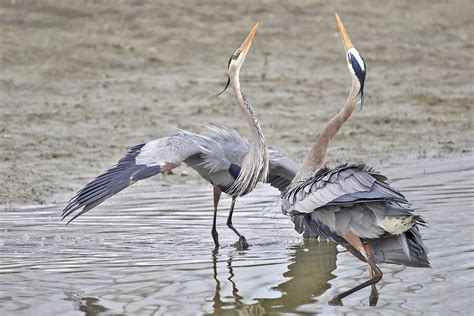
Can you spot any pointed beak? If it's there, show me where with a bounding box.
[335,13,353,53]
[210,23,259,100]
[239,22,259,55]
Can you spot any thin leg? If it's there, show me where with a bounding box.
[212,185,222,250]
[364,243,379,306]
[329,232,383,306]
[226,198,239,236]
[226,197,249,249]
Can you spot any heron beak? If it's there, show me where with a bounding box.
[335,13,353,53]
[209,23,259,100]
[239,22,259,55]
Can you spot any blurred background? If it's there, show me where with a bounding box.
[0,0,472,204]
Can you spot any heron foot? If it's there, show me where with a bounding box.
[369,290,378,306]
[161,161,177,174]
[328,296,343,306]
[212,231,219,250]
[234,236,249,250]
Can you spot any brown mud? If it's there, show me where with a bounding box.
[0,0,472,204]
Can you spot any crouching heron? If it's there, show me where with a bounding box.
[62,23,298,250]
[282,14,429,306]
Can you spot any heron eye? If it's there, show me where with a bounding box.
[232,50,240,60]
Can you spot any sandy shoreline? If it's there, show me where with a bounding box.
[1,1,472,205]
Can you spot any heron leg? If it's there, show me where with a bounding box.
[329,232,383,306]
[226,197,249,249]
[364,243,379,306]
[212,185,222,250]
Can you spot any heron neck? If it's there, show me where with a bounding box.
[292,76,361,185]
[230,74,266,151]
[228,72,269,196]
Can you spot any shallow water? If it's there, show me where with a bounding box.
[1,155,473,315]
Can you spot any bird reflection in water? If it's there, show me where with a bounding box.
[211,239,337,314]
[212,254,245,312]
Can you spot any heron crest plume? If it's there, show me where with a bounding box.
[209,76,230,100]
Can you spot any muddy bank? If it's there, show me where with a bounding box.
[0,0,472,204]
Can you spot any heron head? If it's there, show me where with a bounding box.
[228,22,259,75]
[211,23,259,99]
[335,13,366,100]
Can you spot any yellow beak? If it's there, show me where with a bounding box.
[335,13,354,53]
[239,22,260,54]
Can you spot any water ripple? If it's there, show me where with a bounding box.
[1,155,473,314]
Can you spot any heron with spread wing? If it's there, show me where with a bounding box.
[62,24,298,250]
[282,14,429,306]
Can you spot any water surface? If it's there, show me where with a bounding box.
[1,155,473,315]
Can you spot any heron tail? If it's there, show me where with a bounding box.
[370,225,430,268]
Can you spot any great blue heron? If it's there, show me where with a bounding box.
[62,23,298,249]
[281,14,430,306]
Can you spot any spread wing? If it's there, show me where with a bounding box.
[62,132,204,223]
[203,125,299,193]
[267,150,299,192]
[284,164,407,215]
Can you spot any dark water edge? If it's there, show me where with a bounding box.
[1,154,473,315]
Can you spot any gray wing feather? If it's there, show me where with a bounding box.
[198,126,299,193]
[371,225,430,267]
[366,202,413,219]
[62,133,203,223]
[198,123,248,171]
[266,150,299,192]
[285,165,429,267]
[287,165,408,214]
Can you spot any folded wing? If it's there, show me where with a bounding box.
[285,164,407,214]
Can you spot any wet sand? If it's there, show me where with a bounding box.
[0,0,472,204]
